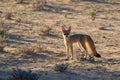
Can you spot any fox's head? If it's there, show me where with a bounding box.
[61,26,71,37]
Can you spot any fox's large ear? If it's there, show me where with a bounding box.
[68,26,71,32]
[61,26,65,32]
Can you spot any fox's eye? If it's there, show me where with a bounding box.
[64,33,69,35]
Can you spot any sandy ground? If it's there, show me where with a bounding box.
[0,0,120,80]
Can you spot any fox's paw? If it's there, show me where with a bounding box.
[64,57,69,61]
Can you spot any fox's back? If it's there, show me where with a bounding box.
[69,34,90,43]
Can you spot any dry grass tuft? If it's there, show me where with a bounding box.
[35,25,53,35]
[0,23,8,38]
[8,68,39,80]
[14,18,21,23]
[17,46,35,55]
[16,44,43,57]
[0,23,9,51]
[14,0,24,4]
[53,63,69,72]
[2,12,12,20]
[32,44,43,53]
[89,9,96,21]
[30,0,47,11]
[0,38,8,51]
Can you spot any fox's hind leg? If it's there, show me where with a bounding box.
[77,42,87,60]
[84,36,95,61]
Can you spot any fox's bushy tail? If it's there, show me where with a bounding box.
[85,36,101,58]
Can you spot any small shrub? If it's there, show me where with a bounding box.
[36,25,52,35]
[0,38,8,51]
[14,18,21,23]
[89,9,96,21]
[64,13,68,18]
[0,38,8,42]
[0,0,3,2]
[17,46,35,55]
[2,12,12,20]
[30,0,47,11]
[8,68,39,80]
[0,38,6,51]
[40,26,52,35]
[17,44,43,56]
[0,23,9,51]
[53,63,68,72]
[0,25,8,38]
[14,0,23,4]
[32,44,43,53]
[70,0,81,3]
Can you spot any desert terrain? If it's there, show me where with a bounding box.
[0,0,120,80]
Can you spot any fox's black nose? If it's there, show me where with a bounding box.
[66,35,68,37]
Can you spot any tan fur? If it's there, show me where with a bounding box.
[61,26,101,60]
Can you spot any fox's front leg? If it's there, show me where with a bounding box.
[70,45,74,60]
[65,44,70,60]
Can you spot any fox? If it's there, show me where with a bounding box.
[61,26,101,60]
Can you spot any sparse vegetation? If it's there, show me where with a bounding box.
[2,12,12,20]
[8,68,39,80]
[16,44,43,57]
[14,18,21,23]
[33,43,43,53]
[0,23,9,51]
[0,38,7,51]
[89,9,96,21]
[35,25,53,35]
[17,46,35,55]
[14,0,24,4]
[53,63,68,72]
[0,37,8,42]
[0,24,8,38]
[30,0,47,11]
[0,0,119,80]
[64,13,68,18]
